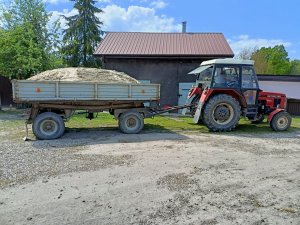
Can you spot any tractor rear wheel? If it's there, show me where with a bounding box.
[270,111,291,131]
[203,94,241,132]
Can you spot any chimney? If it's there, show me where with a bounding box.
[182,21,187,33]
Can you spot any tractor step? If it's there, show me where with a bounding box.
[245,107,258,117]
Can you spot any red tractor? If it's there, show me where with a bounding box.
[186,59,292,132]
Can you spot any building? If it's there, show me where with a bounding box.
[258,75,300,115]
[94,32,233,106]
[0,76,13,108]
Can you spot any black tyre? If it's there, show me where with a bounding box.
[118,111,144,134]
[251,114,265,124]
[32,112,65,140]
[190,95,200,116]
[270,111,292,131]
[202,94,241,132]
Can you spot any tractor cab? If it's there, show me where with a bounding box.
[187,59,291,132]
[189,59,260,106]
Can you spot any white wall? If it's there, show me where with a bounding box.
[258,81,300,99]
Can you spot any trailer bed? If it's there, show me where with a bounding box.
[12,80,160,103]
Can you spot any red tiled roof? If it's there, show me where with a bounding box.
[94,32,234,57]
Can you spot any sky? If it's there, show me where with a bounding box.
[44,0,300,59]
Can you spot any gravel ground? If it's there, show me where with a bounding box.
[0,112,300,225]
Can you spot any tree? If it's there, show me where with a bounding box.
[251,45,291,75]
[268,45,291,74]
[0,24,44,79]
[290,60,300,75]
[61,0,103,67]
[0,0,63,79]
[3,0,49,49]
[237,47,258,60]
[251,48,270,74]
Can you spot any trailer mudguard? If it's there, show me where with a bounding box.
[193,101,203,123]
[181,87,202,115]
[193,89,213,123]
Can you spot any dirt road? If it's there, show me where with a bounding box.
[0,126,300,224]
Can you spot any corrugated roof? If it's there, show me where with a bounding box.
[94,32,234,57]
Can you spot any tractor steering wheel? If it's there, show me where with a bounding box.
[227,81,237,87]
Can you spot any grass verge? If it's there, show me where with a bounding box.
[0,110,299,137]
[66,112,300,134]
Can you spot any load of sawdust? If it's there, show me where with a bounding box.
[28,67,140,84]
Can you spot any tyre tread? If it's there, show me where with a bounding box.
[32,112,65,140]
[202,94,241,132]
[270,111,292,131]
[119,111,144,134]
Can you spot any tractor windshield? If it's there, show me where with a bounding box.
[212,65,240,88]
[195,66,213,87]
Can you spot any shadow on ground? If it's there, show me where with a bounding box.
[31,124,190,149]
[184,121,300,139]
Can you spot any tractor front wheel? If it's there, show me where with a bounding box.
[270,111,292,131]
[203,94,241,132]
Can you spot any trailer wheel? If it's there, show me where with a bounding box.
[118,111,144,134]
[33,112,65,140]
[203,94,241,132]
[270,111,291,131]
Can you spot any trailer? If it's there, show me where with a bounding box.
[12,80,164,140]
[12,80,191,140]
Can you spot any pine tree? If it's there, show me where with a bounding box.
[62,0,103,67]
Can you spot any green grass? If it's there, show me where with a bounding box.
[66,112,118,129]
[65,112,300,134]
[0,109,32,139]
[65,113,208,132]
[0,119,25,140]
[0,110,299,137]
[234,116,300,133]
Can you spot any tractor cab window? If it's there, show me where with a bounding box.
[212,66,240,88]
[196,66,213,87]
[241,66,259,89]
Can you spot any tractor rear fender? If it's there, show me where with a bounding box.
[193,89,246,124]
[267,108,285,123]
[199,89,247,108]
[187,87,202,99]
[208,89,247,108]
